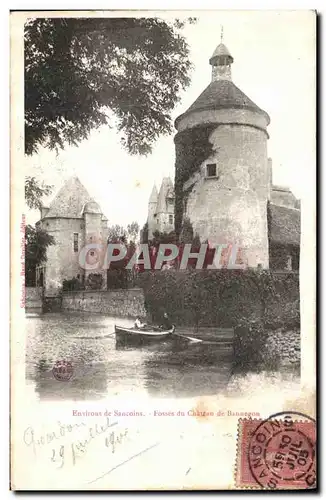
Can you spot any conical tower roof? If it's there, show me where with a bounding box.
[148,184,158,204]
[182,80,269,118]
[156,177,174,213]
[45,177,95,218]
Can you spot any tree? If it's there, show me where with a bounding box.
[151,230,177,246]
[25,176,53,210]
[126,221,140,242]
[106,221,140,289]
[25,17,195,156]
[107,224,128,244]
[25,224,55,286]
[107,221,140,244]
[25,177,54,285]
[140,222,149,244]
[179,216,194,243]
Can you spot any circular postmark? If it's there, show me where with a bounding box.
[52,360,74,381]
[248,411,316,490]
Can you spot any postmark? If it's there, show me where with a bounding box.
[236,411,316,490]
[52,360,74,382]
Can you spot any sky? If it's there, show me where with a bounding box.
[24,10,316,228]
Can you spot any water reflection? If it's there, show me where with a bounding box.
[26,312,233,401]
[143,340,233,397]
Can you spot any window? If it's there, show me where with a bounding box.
[169,214,173,224]
[73,233,78,252]
[206,163,217,178]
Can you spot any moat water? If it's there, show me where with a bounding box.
[25,311,234,401]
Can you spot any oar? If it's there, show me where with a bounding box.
[172,331,203,343]
[72,332,116,339]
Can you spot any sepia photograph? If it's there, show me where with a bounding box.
[10,9,316,490]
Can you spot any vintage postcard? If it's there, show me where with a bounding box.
[10,10,316,490]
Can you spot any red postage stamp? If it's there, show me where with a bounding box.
[235,411,316,490]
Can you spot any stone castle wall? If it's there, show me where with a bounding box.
[61,288,146,318]
[25,287,42,310]
[264,329,301,368]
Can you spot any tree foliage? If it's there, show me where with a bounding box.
[174,124,216,237]
[150,230,177,246]
[25,176,53,210]
[25,17,195,156]
[140,222,149,244]
[126,221,140,242]
[25,224,55,285]
[25,177,54,285]
[107,221,140,244]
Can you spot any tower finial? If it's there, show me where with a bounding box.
[220,25,224,43]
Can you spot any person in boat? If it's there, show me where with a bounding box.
[134,316,146,329]
[160,312,173,331]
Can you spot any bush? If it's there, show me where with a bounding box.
[135,269,300,330]
[107,269,129,289]
[62,277,82,291]
[233,319,280,372]
[86,273,103,290]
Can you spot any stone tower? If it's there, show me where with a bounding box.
[147,179,175,239]
[174,40,271,268]
[147,184,158,239]
[83,200,108,288]
[37,177,108,293]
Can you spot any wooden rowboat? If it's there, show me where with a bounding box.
[115,324,175,346]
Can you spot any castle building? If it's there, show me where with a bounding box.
[146,39,300,270]
[147,177,175,239]
[36,177,109,294]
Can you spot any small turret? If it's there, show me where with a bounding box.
[147,184,158,239]
[210,27,234,82]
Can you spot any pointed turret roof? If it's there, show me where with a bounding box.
[175,39,270,128]
[156,177,174,213]
[44,177,96,219]
[149,184,158,204]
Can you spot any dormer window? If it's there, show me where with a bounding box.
[206,163,217,178]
